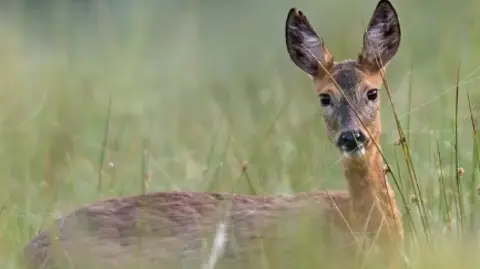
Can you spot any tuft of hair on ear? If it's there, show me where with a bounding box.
[358,0,401,72]
[285,8,333,77]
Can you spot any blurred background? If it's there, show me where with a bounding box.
[1,0,480,267]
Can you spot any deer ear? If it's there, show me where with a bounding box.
[285,8,333,77]
[358,0,401,72]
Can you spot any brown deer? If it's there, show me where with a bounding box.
[23,1,403,268]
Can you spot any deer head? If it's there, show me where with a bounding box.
[285,0,401,158]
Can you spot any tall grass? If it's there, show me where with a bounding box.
[1,0,480,268]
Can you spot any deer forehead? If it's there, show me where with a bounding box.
[314,60,384,97]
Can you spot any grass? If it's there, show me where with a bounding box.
[1,0,480,268]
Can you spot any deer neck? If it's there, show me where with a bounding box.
[341,143,403,242]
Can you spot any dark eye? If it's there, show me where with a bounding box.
[319,94,331,107]
[366,89,378,101]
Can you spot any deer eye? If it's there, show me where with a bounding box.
[319,93,332,107]
[366,89,378,101]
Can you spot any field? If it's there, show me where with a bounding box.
[1,0,480,268]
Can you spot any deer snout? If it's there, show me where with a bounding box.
[336,130,368,154]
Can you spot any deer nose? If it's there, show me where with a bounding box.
[337,130,367,152]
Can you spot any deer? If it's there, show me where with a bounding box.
[23,1,404,268]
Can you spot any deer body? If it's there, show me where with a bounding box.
[26,191,357,269]
[24,1,404,268]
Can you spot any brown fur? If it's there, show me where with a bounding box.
[25,191,358,269]
[23,1,404,269]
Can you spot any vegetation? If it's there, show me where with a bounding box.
[1,0,480,268]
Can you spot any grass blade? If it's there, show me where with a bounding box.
[467,91,479,235]
[453,62,464,234]
[380,69,431,242]
[97,96,113,192]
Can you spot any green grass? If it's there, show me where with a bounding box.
[2,0,480,268]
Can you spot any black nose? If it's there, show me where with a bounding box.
[337,130,367,152]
